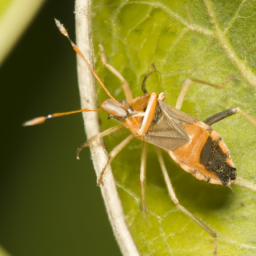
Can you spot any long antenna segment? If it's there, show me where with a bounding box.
[54,18,119,104]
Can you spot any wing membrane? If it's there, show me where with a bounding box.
[144,101,199,151]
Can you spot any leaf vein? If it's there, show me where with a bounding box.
[124,1,216,37]
[224,0,247,33]
[203,0,256,89]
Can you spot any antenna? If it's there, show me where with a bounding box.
[54,18,119,104]
[23,108,99,126]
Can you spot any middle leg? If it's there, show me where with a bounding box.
[175,76,234,110]
[140,141,147,218]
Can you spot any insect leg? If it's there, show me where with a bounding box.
[138,92,157,136]
[175,76,234,110]
[97,134,135,185]
[76,124,125,159]
[155,147,218,256]
[140,141,147,218]
[99,44,133,105]
[204,107,256,127]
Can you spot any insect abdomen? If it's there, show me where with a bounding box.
[168,123,236,185]
[200,131,236,185]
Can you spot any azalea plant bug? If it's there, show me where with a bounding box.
[24,19,256,256]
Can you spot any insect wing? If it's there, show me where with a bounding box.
[144,101,199,151]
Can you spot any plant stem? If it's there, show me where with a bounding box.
[74,1,140,255]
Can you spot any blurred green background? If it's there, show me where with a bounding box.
[0,1,121,255]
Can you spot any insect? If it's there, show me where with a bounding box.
[24,19,256,256]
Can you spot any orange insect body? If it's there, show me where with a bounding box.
[169,123,235,185]
[101,91,236,186]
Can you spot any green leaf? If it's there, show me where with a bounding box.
[0,0,45,66]
[0,245,11,256]
[92,1,256,255]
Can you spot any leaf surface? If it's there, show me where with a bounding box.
[92,1,256,255]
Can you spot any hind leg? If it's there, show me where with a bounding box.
[155,147,218,256]
[204,108,256,191]
[204,107,256,127]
